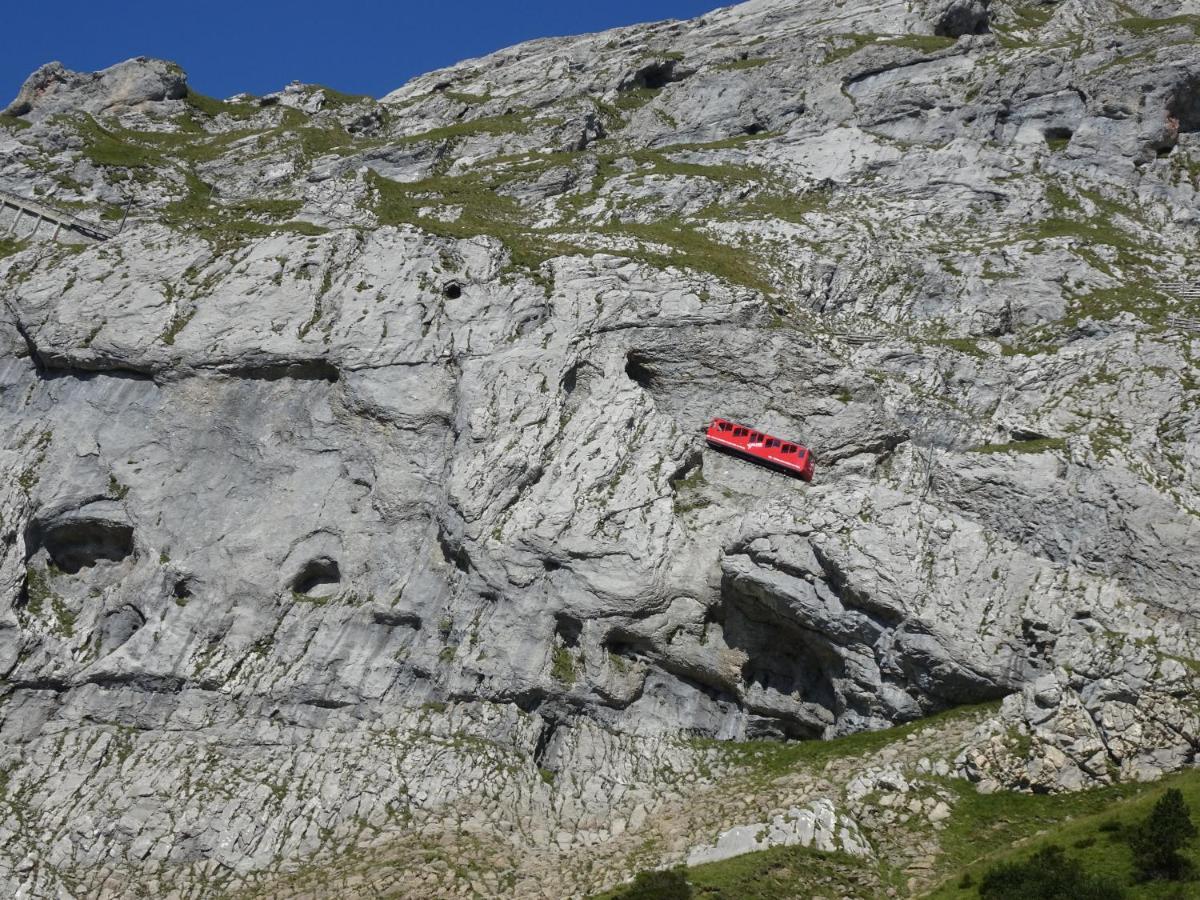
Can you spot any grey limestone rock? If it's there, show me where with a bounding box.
[1,0,1200,894]
[3,57,187,121]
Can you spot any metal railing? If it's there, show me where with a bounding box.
[0,187,116,243]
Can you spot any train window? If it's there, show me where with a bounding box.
[719,422,731,431]
[767,439,779,447]
[782,444,795,453]
[734,428,745,436]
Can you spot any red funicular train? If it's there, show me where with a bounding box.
[705,418,815,481]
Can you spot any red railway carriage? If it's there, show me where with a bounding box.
[705,418,815,481]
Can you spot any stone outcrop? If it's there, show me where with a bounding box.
[1,0,1199,895]
[2,58,187,121]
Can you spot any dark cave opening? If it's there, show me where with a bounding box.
[555,613,583,648]
[624,351,657,389]
[28,518,135,574]
[1169,76,1200,133]
[292,557,341,595]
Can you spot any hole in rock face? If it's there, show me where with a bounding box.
[31,519,135,574]
[173,578,192,601]
[443,282,463,300]
[561,363,578,395]
[629,61,679,91]
[1169,77,1200,133]
[99,605,146,654]
[1043,126,1073,148]
[743,122,766,136]
[291,557,341,596]
[934,1,990,37]
[555,613,583,648]
[624,351,657,389]
[603,628,654,660]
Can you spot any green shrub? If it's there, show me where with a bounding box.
[978,845,1125,899]
[551,646,576,684]
[1128,788,1197,881]
[610,868,691,899]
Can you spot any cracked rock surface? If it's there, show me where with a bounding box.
[1,0,1200,895]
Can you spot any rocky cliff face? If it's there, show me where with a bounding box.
[1,0,1199,895]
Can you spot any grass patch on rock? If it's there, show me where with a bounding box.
[1115,14,1200,37]
[551,647,577,684]
[698,702,1000,785]
[396,112,531,146]
[714,57,775,71]
[595,848,875,899]
[183,90,260,120]
[0,238,26,259]
[617,730,1200,900]
[969,437,1067,455]
[0,114,31,131]
[929,770,1200,898]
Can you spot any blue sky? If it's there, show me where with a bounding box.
[4,1,730,103]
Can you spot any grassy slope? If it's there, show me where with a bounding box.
[595,848,881,899]
[596,706,1200,900]
[929,769,1200,899]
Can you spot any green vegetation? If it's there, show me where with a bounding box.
[49,594,76,638]
[1115,15,1200,37]
[936,337,989,358]
[605,218,772,293]
[1006,3,1057,31]
[368,168,580,287]
[704,703,998,784]
[311,85,376,109]
[183,90,260,120]
[366,139,793,292]
[931,775,1200,898]
[551,646,577,684]
[291,590,332,607]
[1023,181,1176,327]
[395,112,530,146]
[107,474,130,499]
[821,32,957,64]
[20,567,74,637]
[599,867,690,899]
[0,238,26,259]
[970,437,1067,455]
[612,87,664,114]
[0,114,31,131]
[596,848,886,899]
[714,57,775,71]
[57,110,332,249]
[975,845,1124,899]
[22,567,52,618]
[603,751,1200,900]
[879,34,959,53]
[442,90,491,105]
[72,114,164,169]
[1127,789,1197,882]
[671,464,710,514]
[160,171,325,252]
[160,306,196,346]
